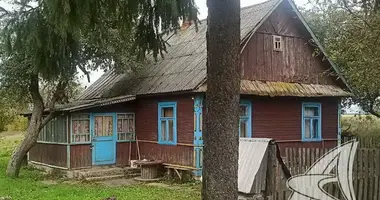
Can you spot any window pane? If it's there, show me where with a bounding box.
[305,119,311,139]
[194,113,196,131]
[117,119,122,132]
[240,105,248,117]
[122,119,129,133]
[199,113,202,131]
[312,119,319,139]
[168,120,174,141]
[304,107,318,117]
[129,119,134,132]
[161,120,167,141]
[104,116,113,136]
[162,107,174,117]
[95,116,103,136]
[240,120,247,137]
[199,148,203,168]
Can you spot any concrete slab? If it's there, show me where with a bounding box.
[98,178,138,187]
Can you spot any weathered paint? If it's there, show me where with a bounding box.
[116,142,137,166]
[136,95,194,166]
[241,2,341,87]
[338,102,342,145]
[70,144,92,169]
[240,99,252,137]
[70,113,91,145]
[157,102,177,145]
[193,95,203,146]
[193,94,204,176]
[29,143,67,167]
[91,113,117,165]
[301,102,322,142]
[250,96,339,151]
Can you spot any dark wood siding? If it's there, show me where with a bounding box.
[135,95,194,166]
[138,142,194,166]
[29,143,67,167]
[249,96,339,150]
[116,142,137,166]
[241,2,338,86]
[70,144,91,169]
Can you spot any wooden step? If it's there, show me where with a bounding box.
[79,168,125,178]
[84,174,125,182]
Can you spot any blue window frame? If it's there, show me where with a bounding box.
[117,113,135,142]
[158,102,177,145]
[302,103,322,141]
[239,100,252,138]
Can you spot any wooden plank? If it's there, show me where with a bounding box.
[375,176,380,200]
[290,148,294,174]
[358,178,364,200]
[306,148,310,169]
[354,179,358,200]
[364,149,369,178]
[265,144,277,197]
[302,148,306,172]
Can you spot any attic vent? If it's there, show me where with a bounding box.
[273,35,282,51]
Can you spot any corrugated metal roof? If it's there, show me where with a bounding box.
[238,138,273,194]
[78,0,278,100]
[196,80,352,97]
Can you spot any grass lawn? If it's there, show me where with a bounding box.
[0,132,200,200]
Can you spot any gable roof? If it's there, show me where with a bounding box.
[78,0,279,100]
[78,0,350,101]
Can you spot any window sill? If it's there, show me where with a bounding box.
[158,142,177,146]
[117,140,136,143]
[302,139,323,142]
[69,142,91,145]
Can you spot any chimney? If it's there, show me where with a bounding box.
[180,20,192,31]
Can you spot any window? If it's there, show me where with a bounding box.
[273,35,282,51]
[302,103,322,141]
[38,116,67,143]
[158,102,177,145]
[117,113,135,141]
[71,114,90,143]
[239,100,252,137]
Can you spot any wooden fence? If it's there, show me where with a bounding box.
[342,135,380,149]
[267,147,380,200]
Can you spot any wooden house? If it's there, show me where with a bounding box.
[28,0,351,176]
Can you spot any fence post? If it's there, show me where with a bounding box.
[264,142,277,200]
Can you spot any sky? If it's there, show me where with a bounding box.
[79,0,310,87]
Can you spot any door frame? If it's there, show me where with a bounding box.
[91,113,117,165]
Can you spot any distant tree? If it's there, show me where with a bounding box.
[0,0,197,177]
[302,0,380,117]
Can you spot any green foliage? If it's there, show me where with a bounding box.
[5,116,28,132]
[301,0,380,117]
[341,115,380,136]
[0,133,200,200]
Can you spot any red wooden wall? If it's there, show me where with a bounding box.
[29,143,67,167]
[241,1,339,86]
[135,94,195,166]
[249,96,339,151]
[116,142,137,166]
[70,144,91,169]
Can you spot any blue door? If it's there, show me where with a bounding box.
[92,114,116,165]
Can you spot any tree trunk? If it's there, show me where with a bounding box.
[6,75,45,177]
[6,105,43,177]
[202,0,241,199]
